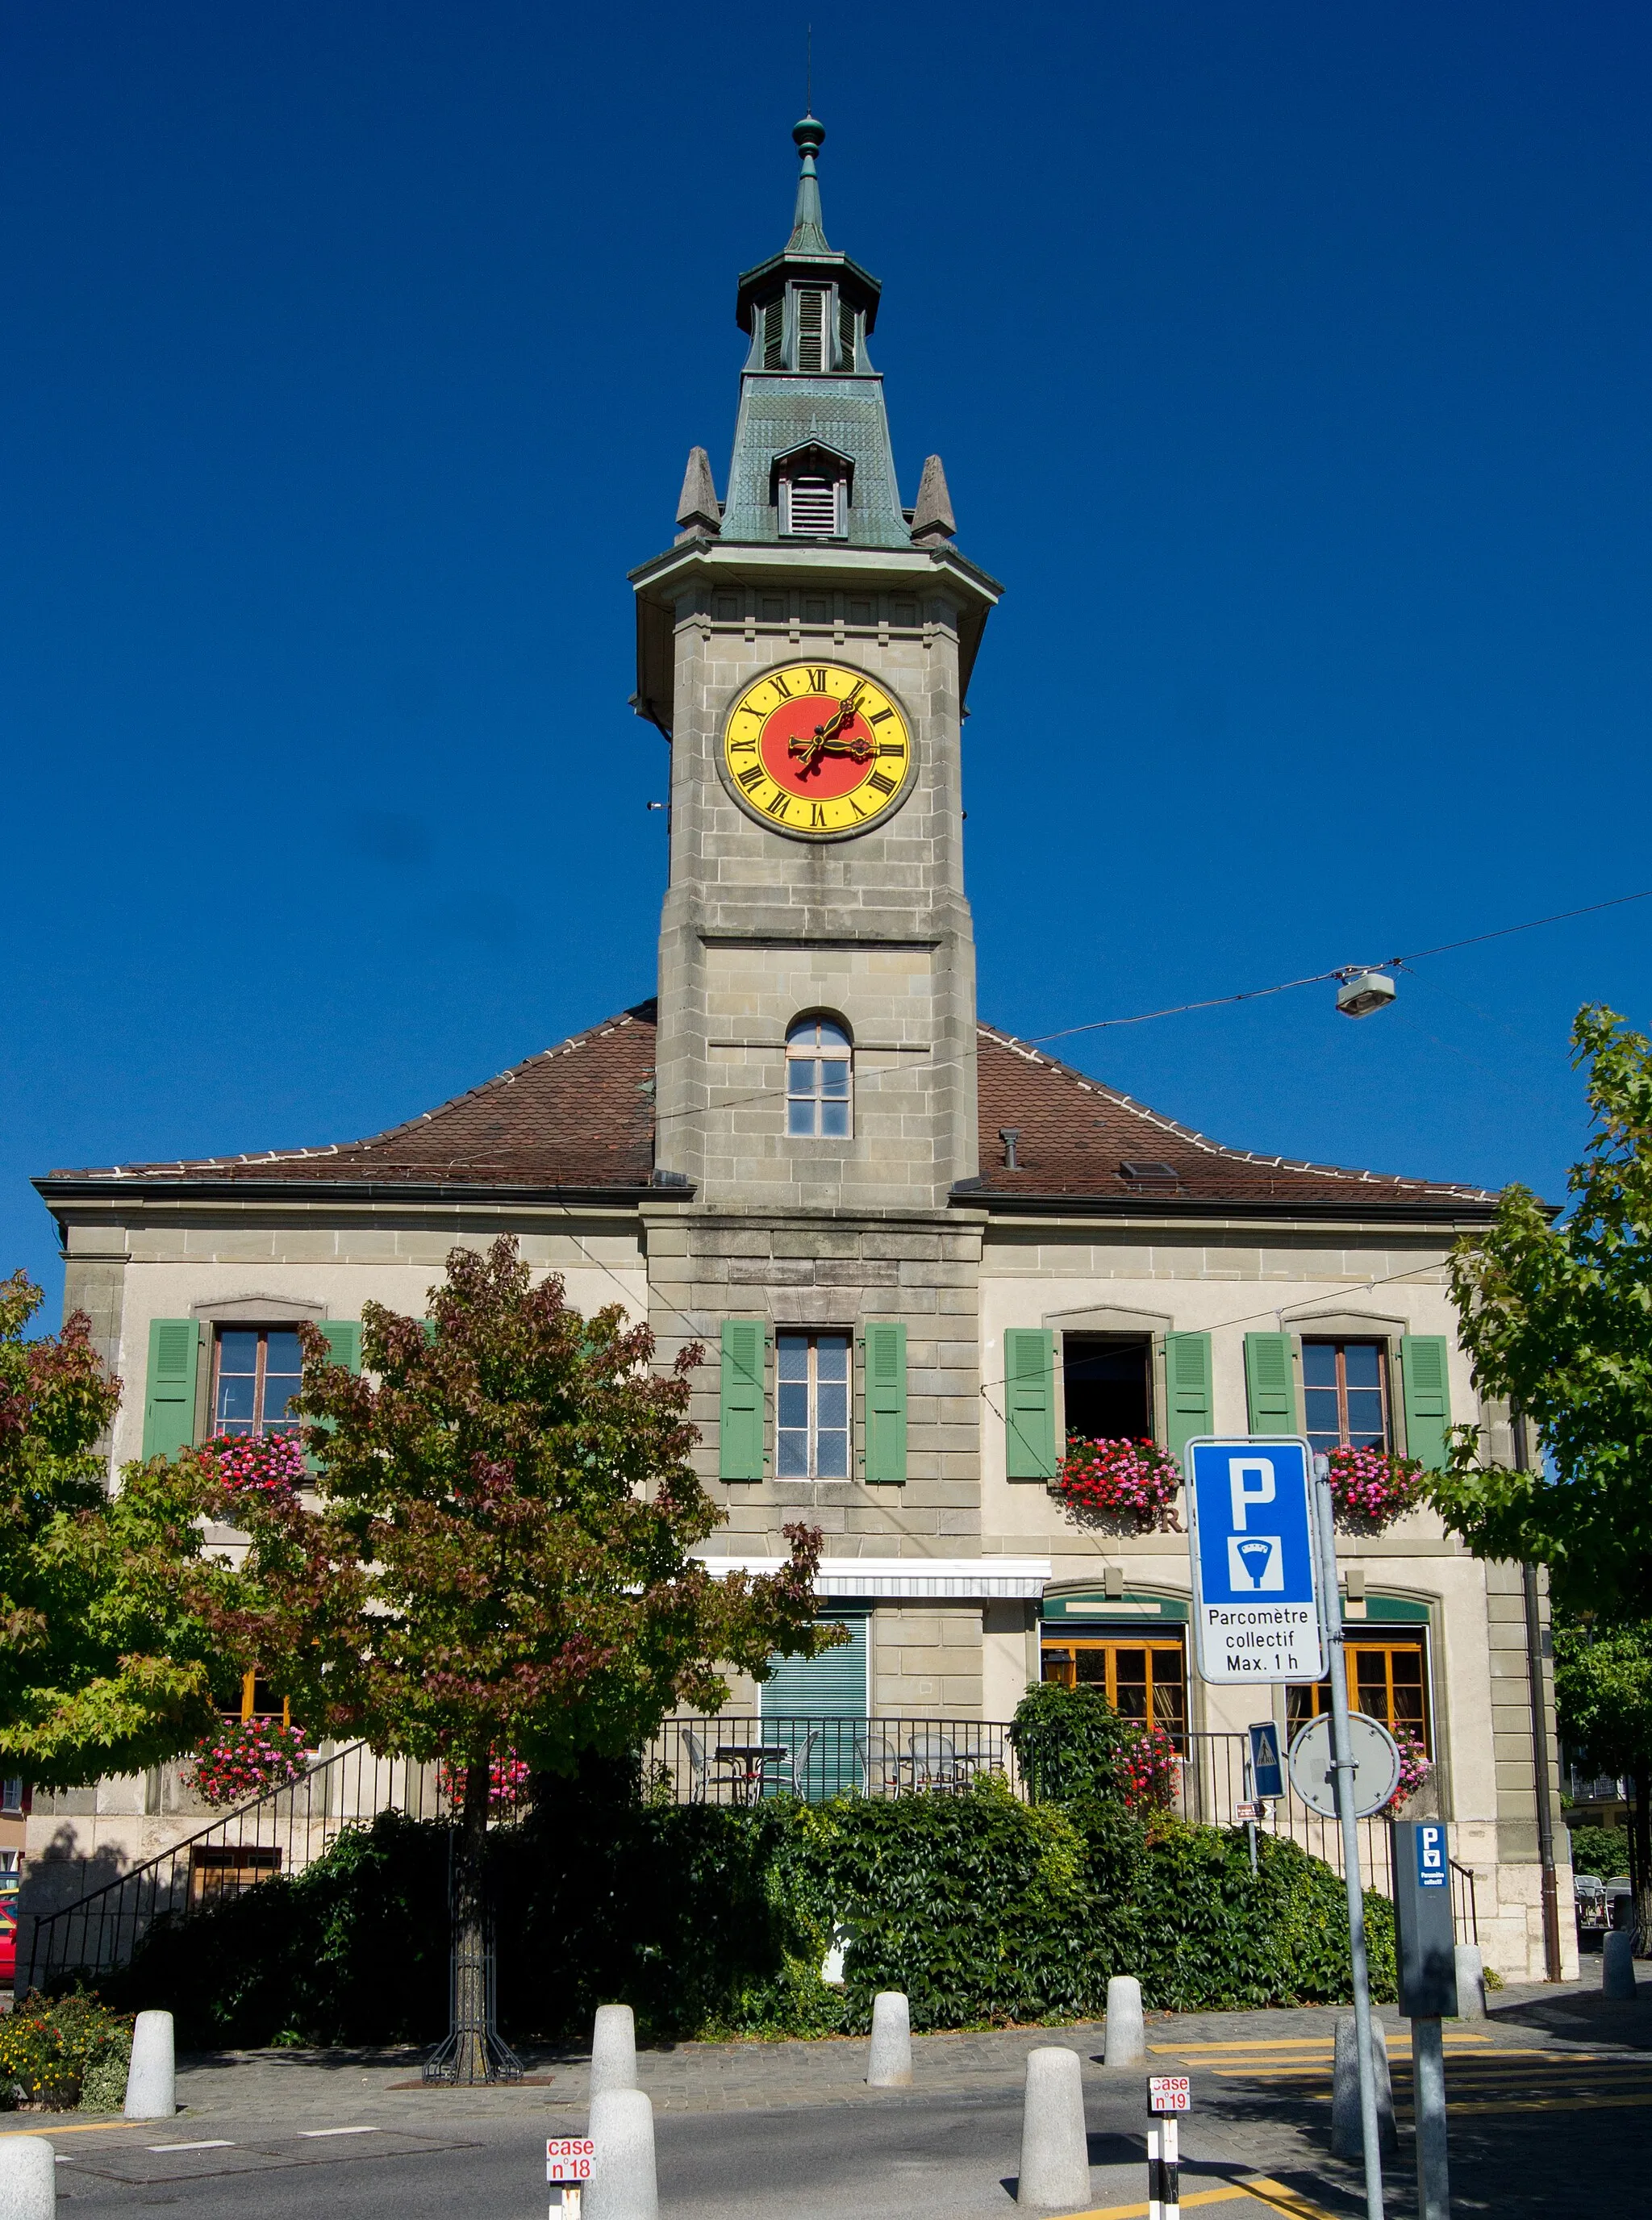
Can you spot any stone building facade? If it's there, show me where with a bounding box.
[28,118,1572,1981]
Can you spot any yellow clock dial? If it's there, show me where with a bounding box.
[721,664,914,837]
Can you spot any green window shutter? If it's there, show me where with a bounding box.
[1004,1327,1057,1479]
[1400,1335,1452,1471]
[1163,1331,1213,1458]
[720,1319,766,1481]
[318,1321,363,1373]
[142,1319,199,1461]
[762,1613,869,1717]
[862,1322,907,1485]
[1244,1332,1299,1434]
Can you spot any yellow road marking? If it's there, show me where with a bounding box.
[0,2120,144,2140]
[1049,2188,1323,2220]
[1245,2180,1350,2220]
[1216,2055,1647,2080]
[1446,2092,1652,2115]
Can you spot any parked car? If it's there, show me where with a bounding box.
[0,1897,16,1986]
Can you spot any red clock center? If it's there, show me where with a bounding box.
[757,695,877,801]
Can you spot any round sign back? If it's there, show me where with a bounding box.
[1286,1711,1401,1820]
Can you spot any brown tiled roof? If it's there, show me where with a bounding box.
[965,1025,1497,1216]
[39,1002,1496,1220]
[40,1004,662,1197]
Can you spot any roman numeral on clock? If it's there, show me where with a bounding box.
[806,667,827,692]
[876,741,903,757]
[869,707,894,726]
[730,737,757,753]
[764,791,791,820]
[808,803,827,828]
[737,765,765,791]
[770,674,792,700]
[866,770,897,796]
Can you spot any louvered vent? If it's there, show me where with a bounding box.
[796,288,824,371]
[837,301,857,372]
[762,298,783,369]
[785,474,839,535]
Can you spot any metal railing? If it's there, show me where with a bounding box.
[1450,1857,1479,1946]
[27,1740,444,1990]
[645,1717,1019,1805]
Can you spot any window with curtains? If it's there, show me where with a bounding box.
[1039,1636,1187,1743]
[786,1016,853,1137]
[1287,1634,1430,1752]
[213,1328,304,1439]
[1302,1338,1391,1456]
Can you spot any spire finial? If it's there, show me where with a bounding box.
[788,112,829,255]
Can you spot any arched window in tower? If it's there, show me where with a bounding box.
[786,1016,853,1138]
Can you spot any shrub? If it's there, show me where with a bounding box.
[1007,1683,1145,1805]
[1569,1822,1630,1878]
[0,1992,132,2110]
[111,1778,1393,2046]
[102,1810,447,2048]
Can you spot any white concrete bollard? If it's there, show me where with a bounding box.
[123,2011,176,2121]
[589,2003,639,2104]
[0,2137,56,2220]
[1102,1976,1145,2068]
[1017,2046,1091,2211]
[1603,1930,1637,2000]
[1329,2013,1396,2159]
[866,1991,912,2087]
[1454,1944,1487,2021]
[585,2087,658,2220]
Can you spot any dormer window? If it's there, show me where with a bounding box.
[775,442,852,539]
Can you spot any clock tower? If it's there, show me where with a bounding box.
[630,115,1000,1212]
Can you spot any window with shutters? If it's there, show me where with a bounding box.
[1062,1335,1152,1446]
[786,1015,853,1137]
[795,286,825,370]
[1289,1632,1430,1753]
[213,1328,304,1440]
[1302,1339,1390,1456]
[777,1331,851,1479]
[762,297,784,368]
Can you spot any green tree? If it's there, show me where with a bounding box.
[1429,1006,1652,1618]
[1553,1616,1652,1943]
[0,1272,218,1785]
[187,1234,837,2080]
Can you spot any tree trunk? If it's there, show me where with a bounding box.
[449,1756,494,2083]
[1631,1764,1652,1956]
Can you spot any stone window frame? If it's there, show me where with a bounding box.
[186,1295,326,1449]
[785,1011,854,1141]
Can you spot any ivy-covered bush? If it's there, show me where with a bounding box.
[0,1992,133,2109]
[102,1770,1393,2047]
[1007,1681,1148,1805]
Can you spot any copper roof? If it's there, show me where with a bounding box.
[38,1001,1496,1219]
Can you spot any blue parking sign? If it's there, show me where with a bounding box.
[1416,1821,1448,1888]
[1184,1438,1326,1685]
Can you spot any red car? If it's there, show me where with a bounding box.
[0,1897,16,1986]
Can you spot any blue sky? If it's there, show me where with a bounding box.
[4,2,1649,1312]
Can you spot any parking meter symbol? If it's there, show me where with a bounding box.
[1417,1823,1447,1888]
[1227,1534,1284,1592]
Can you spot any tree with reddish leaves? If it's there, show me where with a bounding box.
[190,1235,836,2080]
[0,1272,219,1785]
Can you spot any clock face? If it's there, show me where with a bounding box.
[720,663,914,838]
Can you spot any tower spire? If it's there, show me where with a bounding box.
[787,113,830,256]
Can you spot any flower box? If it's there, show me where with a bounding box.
[1325,1445,1425,1532]
[1050,1437,1183,1533]
[189,1716,311,1807]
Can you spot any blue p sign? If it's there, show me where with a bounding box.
[1416,1821,1447,1889]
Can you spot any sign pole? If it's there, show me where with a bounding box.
[1312,1453,1385,2220]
